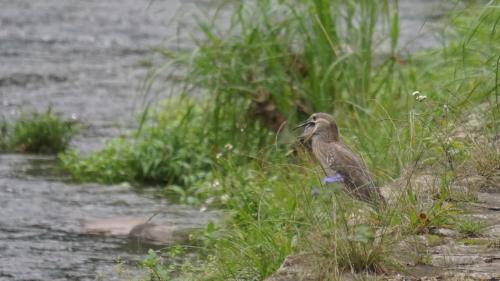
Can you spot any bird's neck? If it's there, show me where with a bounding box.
[312,130,339,144]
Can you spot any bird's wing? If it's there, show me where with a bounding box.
[329,142,373,187]
[325,142,385,205]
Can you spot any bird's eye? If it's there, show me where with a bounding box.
[312,116,317,121]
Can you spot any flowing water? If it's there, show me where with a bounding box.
[0,0,452,280]
[0,155,217,280]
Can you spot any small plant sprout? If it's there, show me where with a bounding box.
[455,218,486,238]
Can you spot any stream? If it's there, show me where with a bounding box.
[0,0,452,280]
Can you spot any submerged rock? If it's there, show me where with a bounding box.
[485,225,500,238]
[431,228,460,238]
[128,223,196,245]
[82,217,147,236]
[82,216,198,245]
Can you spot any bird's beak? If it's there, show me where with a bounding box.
[293,120,313,131]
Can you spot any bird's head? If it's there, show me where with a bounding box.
[295,112,339,143]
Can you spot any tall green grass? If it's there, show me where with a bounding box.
[170,0,401,138]
[61,0,402,186]
[61,0,497,190]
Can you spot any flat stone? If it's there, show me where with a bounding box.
[442,272,500,281]
[477,193,500,210]
[81,216,147,236]
[431,254,483,267]
[81,216,200,245]
[485,225,500,238]
[431,228,460,238]
[379,174,439,202]
[463,213,500,225]
[457,176,486,189]
[433,243,488,255]
[264,254,316,281]
[128,223,197,245]
[443,260,500,280]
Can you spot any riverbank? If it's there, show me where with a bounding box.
[0,0,498,280]
[124,1,497,280]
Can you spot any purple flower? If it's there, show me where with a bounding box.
[322,172,344,184]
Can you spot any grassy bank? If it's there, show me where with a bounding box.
[60,1,497,189]
[58,0,498,280]
[61,0,403,188]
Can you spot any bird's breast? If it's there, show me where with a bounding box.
[312,140,338,171]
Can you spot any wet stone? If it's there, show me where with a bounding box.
[477,193,500,211]
[443,262,500,280]
[431,228,460,238]
[431,254,483,267]
[128,223,196,245]
[430,242,500,266]
[82,217,147,236]
[485,225,500,238]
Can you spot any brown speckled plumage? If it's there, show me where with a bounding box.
[297,113,385,206]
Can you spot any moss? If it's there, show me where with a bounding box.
[424,234,445,247]
[487,239,500,249]
[459,238,490,246]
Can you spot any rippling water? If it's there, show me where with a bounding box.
[0,154,219,280]
[0,1,218,280]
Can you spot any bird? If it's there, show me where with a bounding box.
[296,112,386,207]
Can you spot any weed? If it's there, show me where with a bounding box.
[488,239,500,249]
[0,108,77,154]
[460,238,490,246]
[60,99,214,185]
[457,139,500,191]
[454,218,486,238]
[141,247,187,281]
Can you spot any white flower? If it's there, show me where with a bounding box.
[200,206,207,212]
[443,104,449,114]
[416,95,427,102]
[411,90,427,102]
[216,153,223,159]
[212,180,220,188]
[205,197,215,205]
[220,194,230,203]
[224,143,233,150]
